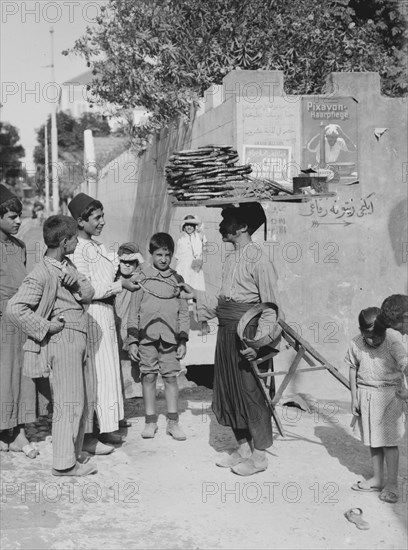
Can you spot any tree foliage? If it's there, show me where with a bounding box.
[68,0,407,151]
[0,122,25,186]
[34,111,111,200]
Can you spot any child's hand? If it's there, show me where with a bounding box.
[48,317,65,335]
[122,276,141,292]
[61,267,79,290]
[177,282,196,300]
[176,342,186,360]
[128,343,140,362]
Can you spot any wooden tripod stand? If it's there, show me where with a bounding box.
[249,320,350,438]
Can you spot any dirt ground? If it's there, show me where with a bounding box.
[1,371,407,550]
[1,217,407,549]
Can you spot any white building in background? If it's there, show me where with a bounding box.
[60,69,148,127]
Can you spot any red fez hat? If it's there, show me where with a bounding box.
[0,184,18,205]
[68,193,96,220]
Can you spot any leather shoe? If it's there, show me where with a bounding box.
[99,432,123,444]
[216,451,247,468]
[141,423,158,439]
[82,437,114,455]
[166,420,186,441]
[52,460,97,476]
[231,457,268,476]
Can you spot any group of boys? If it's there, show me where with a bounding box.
[2,183,407,479]
[0,186,193,477]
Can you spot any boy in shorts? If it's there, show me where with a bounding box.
[127,233,189,440]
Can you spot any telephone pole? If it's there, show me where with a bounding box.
[44,121,50,215]
[50,27,60,213]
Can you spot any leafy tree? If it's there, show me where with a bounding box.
[67,0,407,151]
[0,122,25,186]
[34,111,111,200]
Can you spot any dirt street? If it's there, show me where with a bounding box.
[1,375,407,550]
[1,218,407,549]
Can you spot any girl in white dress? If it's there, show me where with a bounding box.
[68,193,138,451]
[346,307,407,503]
[174,215,206,291]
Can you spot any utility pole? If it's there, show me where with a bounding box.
[44,121,50,215]
[50,27,60,213]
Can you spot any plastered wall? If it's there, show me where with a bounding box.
[92,70,407,401]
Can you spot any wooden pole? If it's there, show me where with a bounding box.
[50,27,59,213]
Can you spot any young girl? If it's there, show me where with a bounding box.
[114,242,144,404]
[346,307,407,503]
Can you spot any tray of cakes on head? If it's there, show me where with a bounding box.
[166,146,336,207]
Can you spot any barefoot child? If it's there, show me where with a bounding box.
[0,185,38,457]
[8,215,97,476]
[346,307,408,503]
[127,233,189,440]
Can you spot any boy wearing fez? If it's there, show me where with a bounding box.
[0,185,38,457]
[8,215,97,476]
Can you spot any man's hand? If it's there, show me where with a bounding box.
[128,343,140,362]
[351,399,360,416]
[122,275,141,292]
[176,342,187,360]
[48,317,65,335]
[177,282,197,300]
[60,267,79,290]
[240,346,257,362]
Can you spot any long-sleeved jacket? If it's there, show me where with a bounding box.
[7,256,94,377]
[126,265,189,346]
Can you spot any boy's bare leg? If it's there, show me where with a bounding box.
[164,376,186,440]
[141,373,158,438]
[163,376,178,413]
[142,373,157,415]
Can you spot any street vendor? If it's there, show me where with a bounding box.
[178,203,283,476]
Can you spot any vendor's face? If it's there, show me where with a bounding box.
[183,223,196,235]
[219,218,239,243]
[151,247,172,271]
[80,208,105,237]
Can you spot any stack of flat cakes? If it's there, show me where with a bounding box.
[166,145,252,201]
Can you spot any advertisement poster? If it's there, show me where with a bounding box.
[301,96,358,185]
[243,145,292,186]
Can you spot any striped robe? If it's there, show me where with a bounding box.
[70,238,124,433]
[7,255,95,469]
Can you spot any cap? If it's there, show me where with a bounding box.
[68,193,96,220]
[0,184,18,205]
[118,242,140,261]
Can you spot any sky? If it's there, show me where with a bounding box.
[1,0,107,171]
